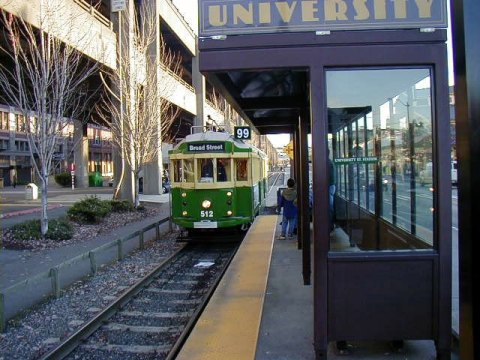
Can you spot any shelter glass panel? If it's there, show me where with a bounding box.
[326,68,434,252]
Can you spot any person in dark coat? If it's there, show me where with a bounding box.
[201,159,213,178]
[278,178,297,239]
[328,149,336,232]
[217,159,227,181]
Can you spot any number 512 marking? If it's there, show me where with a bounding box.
[200,210,213,218]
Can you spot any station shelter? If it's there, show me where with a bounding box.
[196,1,452,358]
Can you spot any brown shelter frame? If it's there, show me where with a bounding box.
[198,29,452,359]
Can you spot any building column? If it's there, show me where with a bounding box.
[73,120,89,188]
[192,38,206,130]
[142,0,163,195]
[452,0,480,358]
[110,0,135,200]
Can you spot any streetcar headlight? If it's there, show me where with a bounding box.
[227,210,233,216]
[202,200,212,209]
[182,211,188,216]
[181,192,187,198]
[182,201,187,206]
[226,191,232,197]
[227,199,232,205]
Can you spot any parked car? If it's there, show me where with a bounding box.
[108,176,170,194]
[139,176,170,194]
[419,162,433,186]
[451,160,458,186]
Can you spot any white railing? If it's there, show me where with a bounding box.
[72,0,112,29]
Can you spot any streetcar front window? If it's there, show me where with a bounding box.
[183,159,194,182]
[217,158,231,182]
[199,158,214,183]
[236,159,248,181]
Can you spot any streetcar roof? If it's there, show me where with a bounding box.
[177,131,250,149]
[185,131,237,143]
[171,130,267,158]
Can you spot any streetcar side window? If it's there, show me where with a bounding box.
[172,160,182,182]
[217,158,230,182]
[236,159,248,181]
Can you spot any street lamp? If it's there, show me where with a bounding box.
[395,97,417,235]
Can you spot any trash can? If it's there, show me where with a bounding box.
[89,172,104,187]
[25,183,38,200]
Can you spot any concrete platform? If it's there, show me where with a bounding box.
[256,227,451,359]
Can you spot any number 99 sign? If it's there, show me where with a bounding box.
[234,126,251,140]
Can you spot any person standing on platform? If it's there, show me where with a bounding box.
[278,178,297,239]
[328,148,336,233]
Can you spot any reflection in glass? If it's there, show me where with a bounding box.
[236,159,248,181]
[183,159,194,182]
[326,68,434,252]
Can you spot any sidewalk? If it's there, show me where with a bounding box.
[0,186,171,322]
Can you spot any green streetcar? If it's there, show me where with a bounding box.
[169,130,269,232]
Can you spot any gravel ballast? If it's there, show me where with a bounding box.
[0,234,182,360]
[0,204,183,360]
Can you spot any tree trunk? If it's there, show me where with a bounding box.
[134,173,140,208]
[40,174,49,237]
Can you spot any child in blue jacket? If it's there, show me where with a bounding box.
[278,178,297,239]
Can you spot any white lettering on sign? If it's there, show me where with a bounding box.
[188,143,225,152]
[111,0,126,12]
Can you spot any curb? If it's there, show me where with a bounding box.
[0,204,64,219]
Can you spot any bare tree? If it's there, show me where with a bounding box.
[97,1,182,206]
[0,4,99,237]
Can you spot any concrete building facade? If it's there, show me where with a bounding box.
[0,0,278,194]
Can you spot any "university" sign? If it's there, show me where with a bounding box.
[199,0,447,36]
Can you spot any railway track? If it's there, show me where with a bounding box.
[40,242,240,360]
[268,171,285,188]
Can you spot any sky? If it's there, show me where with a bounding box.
[267,134,291,148]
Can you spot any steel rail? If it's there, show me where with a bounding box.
[38,244,187,360]
[165,242,240,360]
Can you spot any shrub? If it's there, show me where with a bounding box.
[47,218,74,240]
[11,219,40,241]
[110,199,134,212]
[11,218,73,241]
[67,196,112,223]
[55,172,73,187]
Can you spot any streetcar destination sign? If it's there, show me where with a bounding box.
[199,0,447,36]
[188,142,225,152]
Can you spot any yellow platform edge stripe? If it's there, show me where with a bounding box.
[176,215,277,360]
